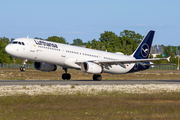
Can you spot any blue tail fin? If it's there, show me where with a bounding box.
[132,30,155,59]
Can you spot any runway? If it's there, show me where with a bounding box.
[0,79,180,85]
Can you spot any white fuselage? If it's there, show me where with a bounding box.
[5,38,136,74]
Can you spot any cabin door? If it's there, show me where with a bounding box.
[61,46,66,57]
[29,40,35,52]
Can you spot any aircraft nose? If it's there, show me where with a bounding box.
[5,45,12,55]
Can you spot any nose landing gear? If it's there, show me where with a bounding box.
[20,59,28,72]
[20,67,26,72]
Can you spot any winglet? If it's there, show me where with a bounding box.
[167,56,170,62]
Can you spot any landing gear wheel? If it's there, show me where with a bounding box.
[20,67,26,72]
[20,59,28,72]
[93,74,102,81]
[62,73,71,80]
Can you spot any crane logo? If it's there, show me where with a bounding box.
[141,43,149,58]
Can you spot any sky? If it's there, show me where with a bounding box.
[0,0,180,46]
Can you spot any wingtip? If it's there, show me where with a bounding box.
[167,56,171,62]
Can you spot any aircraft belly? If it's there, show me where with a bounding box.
[103,64,134,74]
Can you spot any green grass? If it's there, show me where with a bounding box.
[1,69,180,80]
[1,92,180,119]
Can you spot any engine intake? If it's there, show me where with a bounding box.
[34,62,57,71]
[81,62,102,74]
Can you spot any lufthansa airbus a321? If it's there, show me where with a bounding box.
[5,30,169,81]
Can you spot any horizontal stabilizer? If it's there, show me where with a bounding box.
[147,63,176,66]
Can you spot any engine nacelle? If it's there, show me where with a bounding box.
[34,62,57,71]
[81,62,102,74]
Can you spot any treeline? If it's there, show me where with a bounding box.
[0,30,179,64]
[72,30,143,54]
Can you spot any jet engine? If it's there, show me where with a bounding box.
[81,62,102,74]
[34,62,57,71]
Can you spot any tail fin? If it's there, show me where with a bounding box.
[132,30,155,59]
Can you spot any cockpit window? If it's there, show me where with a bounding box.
[12,41,18,44]
[11,41,25,45]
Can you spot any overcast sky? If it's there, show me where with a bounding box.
[0,0,180,45]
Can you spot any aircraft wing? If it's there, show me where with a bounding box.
[93,58,169,64]
[75,57,170,68]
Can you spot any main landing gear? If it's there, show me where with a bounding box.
[20,59,28,72]
[93,74,102,81]
[61,68,102,81]
[62,68,71,80]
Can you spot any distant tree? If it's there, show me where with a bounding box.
[34,37,43,40]
[171,57,178,65]
[163,46,175,58]
[11,38,15,42]
[120,30,143,44]
[14,58,23,64]
[119,30,143,53]
[0,37,13,63]
[99,31,119,45]
[84,41,92,48]
[84,30,144,55]
[154,54,163,63]
[0,37,9,44]
[47,36,67,44]
[72,38,83,45]
[149,53,153,58]
[99,31,120,52]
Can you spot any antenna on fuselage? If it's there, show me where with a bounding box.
[27,35,29,38]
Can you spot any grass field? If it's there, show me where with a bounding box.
[1,69,180,119]
[1,93,180,120]
[0,84,180,119]
[1,68,180,80]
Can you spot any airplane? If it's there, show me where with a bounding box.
[5,30,169,81]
